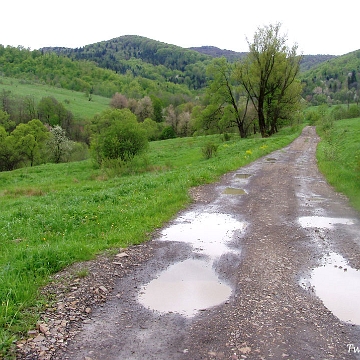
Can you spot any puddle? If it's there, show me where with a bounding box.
[138,259,232,317]
[223,188,246,195]
[159,212,246,259]
[299,216,354,229]
[302,253,360,325]
[138,212,245,316]
[235,174,251,179]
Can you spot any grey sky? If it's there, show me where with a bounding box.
[1,0,358,55]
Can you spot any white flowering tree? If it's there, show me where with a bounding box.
[48,126,73,163]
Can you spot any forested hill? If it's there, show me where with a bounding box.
[300,49,360,105]
[41,35,340,92]
[42,35,212,90]
[189,46,248,62]
[190,45,337,71]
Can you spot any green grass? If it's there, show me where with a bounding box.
[0,126,302,357]
[316,117,360,211]
[0,76,109,119]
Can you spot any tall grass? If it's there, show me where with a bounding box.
[316,117,360,211]
[0,127,302,356]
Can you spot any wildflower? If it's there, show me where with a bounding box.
[246,150,252,155]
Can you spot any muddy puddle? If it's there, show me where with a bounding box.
[235,173,251,179]
[138,212,246,317]
[138,259,232,317]
[298,216,355,229]
[301,252,360,325]
[223,188,246,195]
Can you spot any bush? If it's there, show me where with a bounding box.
[91,109,148,165]
[202,142,218,159]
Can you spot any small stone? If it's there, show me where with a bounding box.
[116,252,129,258]
[99,286,108,293]
[39,324,49,334]
[33,334,45,342]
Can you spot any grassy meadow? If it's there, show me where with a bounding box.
[0,127,302,356]
[316,117,360,211]
[0,76,109,119]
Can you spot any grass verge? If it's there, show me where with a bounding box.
[0,126,302,357]
[316,117,360,211]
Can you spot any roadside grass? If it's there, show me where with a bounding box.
[316,117,360,211]
[0,76,109,119]
[0,126,302,356]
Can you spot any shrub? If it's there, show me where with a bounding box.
[91,109,148,165]
[202,142,218,159]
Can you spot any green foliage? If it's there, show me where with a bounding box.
[300,50,360,106]
[316,117,360,211]
[46,35,211,90]
[91,109,148,165]
[237,23,303,137]
[0,45,195,104]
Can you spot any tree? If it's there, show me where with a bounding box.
[47,125,73,163]
[110,92,128,109]
[201,58,253,138]
[37,96,74,133]
[0,110,15,132]
[12,119,50,166]
[135,96,154,122]
[236,23,303,137]
[91,109,148,165]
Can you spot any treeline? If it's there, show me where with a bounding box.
[42,35,211,90]
[0,45,194,103]
[300,50,360,106]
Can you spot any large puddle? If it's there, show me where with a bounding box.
[301,253,360,325]
[299,216,355,229]
[138,259,232,317]
[158,212,246,258]
[138,212,245,317]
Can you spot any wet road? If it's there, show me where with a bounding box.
[61,127,360,360]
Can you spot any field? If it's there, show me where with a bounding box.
[0,127,303,355]
[0,76,109,119]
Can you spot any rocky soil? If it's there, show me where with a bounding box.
[16,127,360,360]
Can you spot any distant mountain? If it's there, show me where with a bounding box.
[189,46,337,71]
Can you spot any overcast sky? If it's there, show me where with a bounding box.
[1,0,358,56]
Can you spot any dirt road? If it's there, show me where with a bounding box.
[21,127,360,359]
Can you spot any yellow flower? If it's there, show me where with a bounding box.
[246,150,252,155]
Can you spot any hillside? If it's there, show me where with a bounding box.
[42,35,212,90]
[300,49,360,105]
[0,44,195,104]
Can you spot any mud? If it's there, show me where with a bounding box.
[54,126,360,360]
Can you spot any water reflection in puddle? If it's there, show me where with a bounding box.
[299,216,354,229]
[159,212,246,258]
[138,259,232,317]
[302,253,360,325]
[139,212,245,316]
[223,188,246,195]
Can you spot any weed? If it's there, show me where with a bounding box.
[202,142,218,159]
